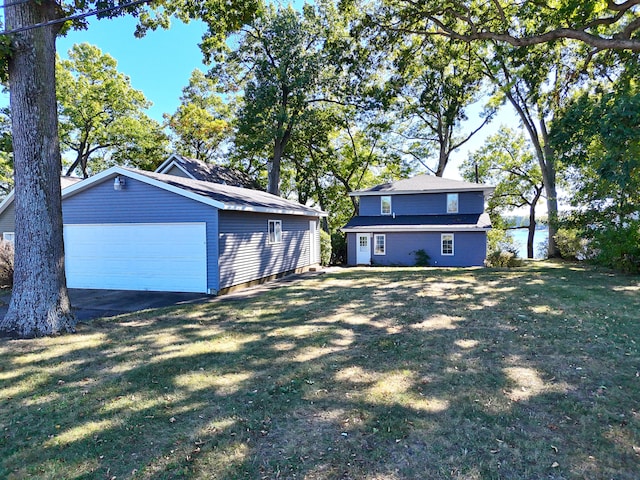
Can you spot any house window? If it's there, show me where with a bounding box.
[381,196,392,215]
[2,232,14,244]
[447,193,459,213]
[268,220,282,244]
[374,234,386,255]
[441,233,454,256]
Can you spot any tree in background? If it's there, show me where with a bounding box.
[57,43,169,178]
[550,59,640,272]
[165,69,232,162]
[0,0,262,338]
[387,38,493,176]
[214,4,335,196]
[462,127,544,259]
[364,0,640,52]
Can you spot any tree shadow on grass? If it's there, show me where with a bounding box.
[0,262,639,479]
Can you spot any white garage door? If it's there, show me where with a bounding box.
[64,223,208,293]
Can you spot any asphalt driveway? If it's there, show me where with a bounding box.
[0,269,329,322]
[0,289,210,322]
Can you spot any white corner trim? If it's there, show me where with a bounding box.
[0,190,15,216]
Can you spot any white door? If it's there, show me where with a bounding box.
[309,220,318,264]
[64,223,207,293]
[356,233,371,265]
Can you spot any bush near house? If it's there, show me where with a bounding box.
[0,240,13,287]
[320,229,332,266]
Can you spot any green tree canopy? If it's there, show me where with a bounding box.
[57,43,169,178]
[462,127,544,258]
[164,69,232,162]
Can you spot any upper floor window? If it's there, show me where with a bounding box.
[268,220,282,244]
[447,193,459,213]
[381,196,392,215]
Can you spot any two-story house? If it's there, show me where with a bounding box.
[342,175,494,267]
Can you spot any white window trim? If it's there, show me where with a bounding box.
[380,196,392,215]
[374,234,386,255]
[3,232,14,244]
[441,233,454,256]
[268,220,282,244]
[447,193,459,213]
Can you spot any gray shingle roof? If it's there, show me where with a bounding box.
[341,213,491,232]
[129,168,325,217]
[158,154,261,190]
[352,175,494,196]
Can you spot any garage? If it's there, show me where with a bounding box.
[64,223,208,293]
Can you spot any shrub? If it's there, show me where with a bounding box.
[485,248,522,268]
[413,248,431,266]
[554,228,590,260]
[320,229,332,266]
[330,232,346,265]
[487,228,518,253]
[591,222,640,274]
[0,240,14,287]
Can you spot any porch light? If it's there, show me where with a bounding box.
[113,176,126,191]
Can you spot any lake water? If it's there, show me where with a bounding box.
[509,228,549,259]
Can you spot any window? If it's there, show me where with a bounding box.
[447,193,459,213]
[374,234,386,255]
[2,232,14,244]
[381,196,392,215]
[441,233,454,256]
[268,220,282,244]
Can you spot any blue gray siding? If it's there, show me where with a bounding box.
[63,177,220,291]
[359,192,485,216]
[347,231,487,267]
[0,201,15,237]
[164,165,190,179]
[218,211,318,289]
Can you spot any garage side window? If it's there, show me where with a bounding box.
[2,232,14,244]
[268,220,282,244]
[441,233,454,255]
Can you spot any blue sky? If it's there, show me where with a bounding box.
[57,15,211,122]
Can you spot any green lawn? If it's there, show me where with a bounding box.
[1,261,639,479]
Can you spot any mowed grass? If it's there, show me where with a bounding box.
[0,261,639,480]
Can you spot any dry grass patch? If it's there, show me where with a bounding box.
[0,261,639,479]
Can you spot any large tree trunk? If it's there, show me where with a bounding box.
[0,0,75,337]
[268,139,283,196]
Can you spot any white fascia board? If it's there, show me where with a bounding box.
[341,225,491,233]
[62,166,227,210]
[0,190,15,216]
[350,187,495,197]
[222,204,328,217]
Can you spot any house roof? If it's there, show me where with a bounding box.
[351,175,494,196]
[155,153,261,190]
[0,176,82,216]
[63,166,327,217]
[341,213,491,233]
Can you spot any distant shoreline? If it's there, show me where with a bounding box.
[509,227,549,259]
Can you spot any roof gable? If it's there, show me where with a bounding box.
[63,166,326,217]
[351,175,494,196]
[155,153,261,190]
